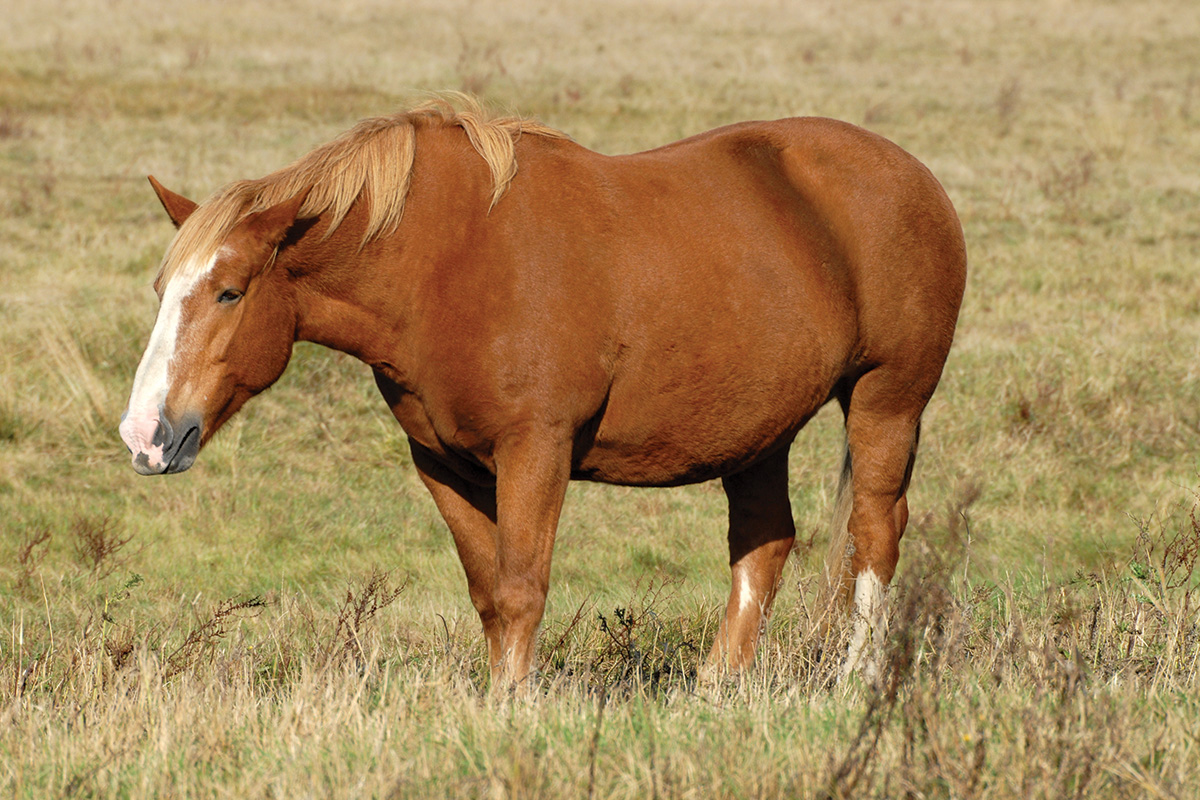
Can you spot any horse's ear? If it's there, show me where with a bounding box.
[245,187,314,250]
[148,176,198,229]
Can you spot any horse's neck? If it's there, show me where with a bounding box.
[288,209,411,370]
[287,129,495,378]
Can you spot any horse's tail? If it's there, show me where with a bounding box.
[819,438,855,614]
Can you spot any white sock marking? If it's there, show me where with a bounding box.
[842,567,886,682]
[737,571,756,615]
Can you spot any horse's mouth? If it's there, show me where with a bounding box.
[164,420,202,474]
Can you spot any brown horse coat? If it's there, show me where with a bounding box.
[122,100,966,683]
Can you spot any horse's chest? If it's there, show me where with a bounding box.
[372,368,504,480]
[373,370,445,448]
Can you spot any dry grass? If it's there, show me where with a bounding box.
[2,0,1199,796]
[2,505,1197,798]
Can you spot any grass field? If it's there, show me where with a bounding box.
[3,0,1200,796]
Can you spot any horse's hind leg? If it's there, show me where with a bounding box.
[703,447,796,679]
[838,368,925,682]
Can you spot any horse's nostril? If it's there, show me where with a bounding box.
[152,416,174,451]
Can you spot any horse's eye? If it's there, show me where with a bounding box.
[218,289,243,305]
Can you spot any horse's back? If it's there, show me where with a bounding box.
[541,116,965,346]
[644,116,966,301]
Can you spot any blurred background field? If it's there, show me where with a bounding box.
[2,0,1199,797]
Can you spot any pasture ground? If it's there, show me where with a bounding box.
[2,0,1199,796]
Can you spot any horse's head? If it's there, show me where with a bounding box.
[119,177,311,475]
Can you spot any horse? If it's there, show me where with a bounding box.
[119,96,966,685]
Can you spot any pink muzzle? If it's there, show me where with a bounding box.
[119,408,202,475]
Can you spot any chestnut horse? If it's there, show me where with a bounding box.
[120,98,965,684]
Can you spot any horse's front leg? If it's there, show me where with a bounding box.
[409,439,503,668]
[489,432,573,687]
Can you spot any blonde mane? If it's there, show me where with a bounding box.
[157,95,568,284]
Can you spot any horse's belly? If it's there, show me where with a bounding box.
[574,406,819,486]
[573,362,837,487]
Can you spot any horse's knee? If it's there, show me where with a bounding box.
[470,588,498,626]
[762,535,796,566]
[493,576,548,626]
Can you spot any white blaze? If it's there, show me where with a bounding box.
[119,254,214,471]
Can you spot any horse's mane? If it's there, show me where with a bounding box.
[157,94,568,284]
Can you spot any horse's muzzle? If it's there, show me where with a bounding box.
[121,410,203,475]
